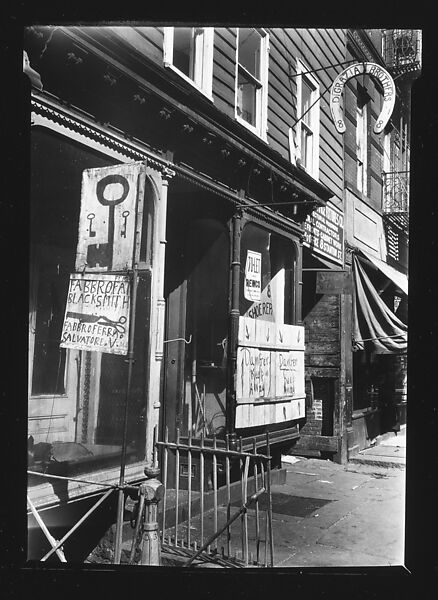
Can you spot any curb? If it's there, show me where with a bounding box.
[348,456,405,469]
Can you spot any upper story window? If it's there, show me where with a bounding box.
[296,59,320,179]
[163,27,214,99]
[235,28,269,140]
[356,84,369,195]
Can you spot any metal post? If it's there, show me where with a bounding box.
[114,267,139,564]
[139,463,165,566]
[226,210,243,449]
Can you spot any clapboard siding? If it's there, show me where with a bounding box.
[211,29,236,118]
[265,28,345,201]
[105,27,345,201]
[111,26,164,64]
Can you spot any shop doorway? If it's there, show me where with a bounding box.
[162,186,232,445]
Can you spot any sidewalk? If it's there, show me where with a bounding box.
[271,430,406,567]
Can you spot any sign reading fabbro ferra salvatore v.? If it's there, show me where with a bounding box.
[60,273,131,355]
[330,62,396,135]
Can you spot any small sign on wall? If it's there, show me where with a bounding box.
[60,273,131,355]
[244,250,262,302]
[304,202,344,265]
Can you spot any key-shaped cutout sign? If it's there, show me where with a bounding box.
[75,162,146,272]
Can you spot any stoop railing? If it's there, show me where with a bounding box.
[156,427,274,567]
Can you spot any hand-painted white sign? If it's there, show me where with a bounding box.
[76,162,146,272]
[236,316,305,404]
[304,201,344,264]
[60,273,131,355]
[330,62,395,134]
[244,250,262,302]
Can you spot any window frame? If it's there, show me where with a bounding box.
[356,87,369,195]
[234,27,269,141]
[163,27,214,100]
[239,220,298,327]
[295,58,320,180]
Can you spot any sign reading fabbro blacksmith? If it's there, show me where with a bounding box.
[60,273,130,355]
[330,62,396,135]
[304,202,344,265]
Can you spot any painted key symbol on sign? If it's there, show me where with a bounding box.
[121,210,130,238]
[87,213,96,237]
[86,174,130,269]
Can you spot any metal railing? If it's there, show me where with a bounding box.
[157,427,274,567]
[382,29,422,75]
[382,171,409,214]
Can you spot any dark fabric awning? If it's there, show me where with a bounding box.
[358,249,408,295]
[352,254,407,354]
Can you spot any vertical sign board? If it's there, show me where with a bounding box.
[244,250,262,302]
[304,202,344,265]
[60,273,131,355]
[75,162,146,272]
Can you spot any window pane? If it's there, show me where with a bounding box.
[240,224,295,325]
[237,68,258,126]
[28,129,149,483]
[173,27,195,79]
[301,79,313,126]
[31,246,69,395]
[238,29,262,79]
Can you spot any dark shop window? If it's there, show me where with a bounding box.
[239,223,296,325]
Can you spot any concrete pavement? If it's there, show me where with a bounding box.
[271,428,406,567]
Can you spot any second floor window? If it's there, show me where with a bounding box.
[356,85,369,195]
[235,28,269,140]
[296,59,320,178]
[163,27,214,98]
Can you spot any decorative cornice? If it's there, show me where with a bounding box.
[31,92,170,175]
[348,30,385,66]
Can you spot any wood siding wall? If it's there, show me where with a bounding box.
[109,27,346,203]
[344,42,385,212]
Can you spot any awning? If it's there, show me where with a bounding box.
[352,254,407,354]
[358,250,408,296]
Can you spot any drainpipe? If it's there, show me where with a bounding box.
[227,209,243,450]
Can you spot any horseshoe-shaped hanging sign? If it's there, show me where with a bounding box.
[330,62,396,135]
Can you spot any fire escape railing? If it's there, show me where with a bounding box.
[382,29,422,76]
[382,171,409,214]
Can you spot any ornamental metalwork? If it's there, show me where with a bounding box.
[382,29,422,76]
[382,170,409,214]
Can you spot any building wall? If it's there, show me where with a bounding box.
[106,26,345,204]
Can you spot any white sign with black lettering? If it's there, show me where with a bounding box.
[60,273,131,355]
[244,250,262,302]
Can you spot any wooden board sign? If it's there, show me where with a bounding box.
[75,162,146,272]
[316,270,353,295]
[236,316,305,405]
[60,273,131,355]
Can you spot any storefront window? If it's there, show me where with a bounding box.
[239,223,296,325]
[28,128,151,483]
